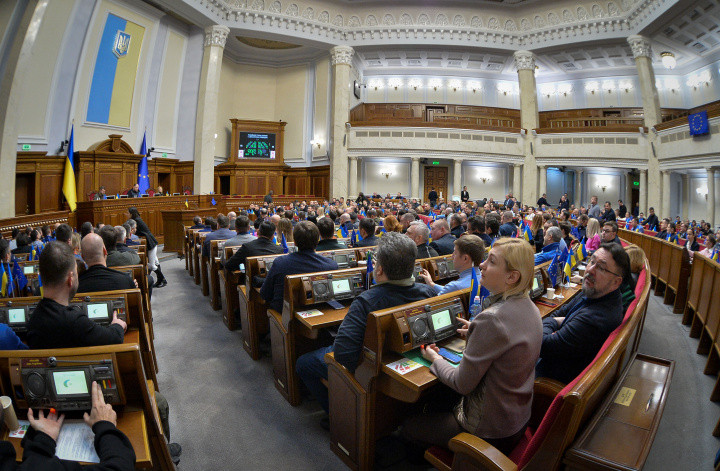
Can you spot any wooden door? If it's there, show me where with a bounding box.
[424,167,448,202]
[15,174,34,215]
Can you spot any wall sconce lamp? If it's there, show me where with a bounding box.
[480,177,490,184]
[449,79,461,92]
[388,78,402,90]
[697,186,709,200]
[408,78,421,91]
[381,171,393,179]
[310,139,324,149]
[599,185,607,192]
[468,81,482,93]
[585,82,599,94]
[429,79,442,91]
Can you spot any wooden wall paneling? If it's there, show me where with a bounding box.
[38,173,62,213]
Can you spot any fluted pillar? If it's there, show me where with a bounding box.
[662,171,672,219]
[0,0,48,217]
[513,164,522,198]
[514,50,539,205]
[453,159,462,199]
[625,172,633,209]
[575,169,583,208]
[639,170,648,215]
[708,167,716,227]
[628,35,662,215]
[329,46,354,199]
[538,165,547,197]
[682,174,690,220]
[348,156,358,199]
[411,157,420,199]
[194,25,230,194]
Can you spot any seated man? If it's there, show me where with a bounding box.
[100,226,140,267]
[190,216,205,230]
[420,235,484,295]
[114,226,135,254]
[601,221,622,245]
[536,243,628,384]
[27,241,127,349]
[127,183,141,198]
[202,215,236,258]
[467,216,493,248]
[224,221,283,274]
[449,213,465,238]
[221,216,257,265]
[534,226,562,265]
[354,217,378,247]
[316,217,348,251]
[93,185,107,200]
[406,221,438,259]
[77,233,136,294]
[124,220,141,244]
[498,211,516,237]
[260,221,339,313]
[296,232,436,413]
[628,216,644,233]
[429,219,456,256]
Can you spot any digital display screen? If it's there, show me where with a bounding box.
[53,370,88,396]
[331,279,351,295]
[86,303,109,319]
[23,266,34,274]
[335,254,348,263]
[447,260,454,271]
[431,310,452,331]
[532,277,539,291]
[8,308,25,324]
[239,132,276,159]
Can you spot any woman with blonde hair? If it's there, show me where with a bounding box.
[585,218,602,252]
[276,218,293,243]
[403,238,542,456]
[383,215,403,233]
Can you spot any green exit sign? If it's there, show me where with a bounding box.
[162,152,168,157]
[432,161,440,165]
[21,144,31,151]
[633,181,640,186]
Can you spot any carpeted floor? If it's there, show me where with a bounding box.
[152,248,719,470]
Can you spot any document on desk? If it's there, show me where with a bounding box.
[297,309,324,318]
[386,358,423,375]
[54,421,100,463]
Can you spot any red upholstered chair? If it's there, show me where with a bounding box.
[147,189,155,197]
[88,192,96,201]
[122,189,129,195]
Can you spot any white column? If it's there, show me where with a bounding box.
[625,172,633,209]
[662,171,672,219]
[539,165,547,197]
[513,164,522,198]
[575,169,583,208]
[682,173,690,220]
[707,167,716,228]
[514,50,539,206]
[329,46,354,199]
[348,156,358,199]
[628,35,662,215]
[0,0,48,217]
[639,170,648,215]
[411,157,420,199]
[194,25,230,194]
[453,159,462,199]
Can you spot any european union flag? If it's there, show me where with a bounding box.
[281,233,289,254]
[138,132,150,194]
[689,111,709,136]
[366,253,374,288]
[12,258,27,291]
[351,230,357,247]
[211,197,217,206]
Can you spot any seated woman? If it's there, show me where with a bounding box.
[696,234,716,260]
[585,218,602,252]
[402,238,542,456]
[684,228,701,262]
[625,245,645,290]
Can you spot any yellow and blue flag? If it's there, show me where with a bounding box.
[281,233,289,254]
[351,230,357,247]
[366,252,374,288]
[12,258,27,291]
[0,264,7,298]
[523,224,532,242]
[138,132,150,194]
[62,125,77,211]
[563,250,573,283]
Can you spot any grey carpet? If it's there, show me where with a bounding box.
[152,249,719,470]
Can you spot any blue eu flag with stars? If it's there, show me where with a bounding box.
[138,132,150,194]
[689,111,709,136]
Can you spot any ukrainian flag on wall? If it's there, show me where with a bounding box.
[86,14,145,127]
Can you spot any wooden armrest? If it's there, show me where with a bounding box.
[448,433,518,471]
[534,377,565,399]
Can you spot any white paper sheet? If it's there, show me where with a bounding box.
[54,421,100,463]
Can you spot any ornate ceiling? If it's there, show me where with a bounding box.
[151,0,718,79]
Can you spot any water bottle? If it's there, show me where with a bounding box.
[469,296,482,321]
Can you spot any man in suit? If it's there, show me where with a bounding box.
[467,216,493,247]
[428,187,438,208]
[78,233,137,293]
[536,243,629,383]
[202,215,236,258]
[535,227,562,265]
[449,213,465,238]
[261,221,338,313]
[503,193,515,209]
[190,216,205,230]
[127,183,141,198]
[537,193,549,208]
[264,190,274,204]
[429,219,456,256]
[600,201,616,222]
[316,217,348,251]
[224,221,283,273]
[460,186,470,203]
[100,226,140,268]
[618,200,628,218]
[354,217,378,247]
[498,211,516,237]
[644,207,659,231]
[406,221,439,259]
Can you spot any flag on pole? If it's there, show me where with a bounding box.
[138,132,150,195]
[0,264,7,297]
[563,250,573,283]
[62,125,77,211]
[184,199,189,208]
[12,258,27,291]
[523,224,532,242]
[281,233,289,254]
[366,252,374,288]
[351,230,357,246]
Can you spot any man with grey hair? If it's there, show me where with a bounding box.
[498,210,516,237]
[429,219,456,255]
[400,212,416,233]
[296,232,436,415]
[449,213,465,238]
[535,226,562,265]
[124,219,140,244]
[406,221,439,259]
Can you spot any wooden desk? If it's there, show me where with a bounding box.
[162,208,217,254]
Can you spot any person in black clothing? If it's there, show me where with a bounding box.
[11,233,32,255]
[354,218,378,247]
[190,216,205,230]
[0,381,136,471]
[128,207,166,288]
[577,214,588,242]
[296,232,436,413]
[127,183,141,198]
[77,233,136,294]
[644,207,659,230]
[428,187,438,208]
[632,202,640,218]
[55,224,73,245]
[224,221,283,274]
[558,195,570,211]
[618,200,627,218]
[264,190,274,204]
[467,216,493,248]
[537,193,549,208]
[316,218,348,251]
[655,218,669,239]
[26,241,127,349]
[406,221,439,259]
[449,214,465,238]
[460,186,470,203]
[498,211,516,237]
[260,221,338,313]
[429,219,456,256]
[601,221,622,246]
[600,201,616,222]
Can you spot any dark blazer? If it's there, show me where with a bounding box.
[354,235,378,247]
[460,190,469,202]
[601,208,616,222]
[416,243,439,259]
[429,233,456,256]
[224,237,283,272]
[537,197,549,207]
[499,222,516,238]
[260,250,338,312]
[77,265,135,294]
[450,225,465,239]
[27,298,124,349]
[536,289,623,384]
[132,216,157,250]
[316,238,348,252]
[644,214,659,230]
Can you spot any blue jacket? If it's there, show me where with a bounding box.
[534,242,560,265]
[260,250,338,312]
[0,324,27,350]
[499,222,516,238]
[432,267,480,296]
[202,228,236,257]
[537,288,624,384]
[429,233,456,256]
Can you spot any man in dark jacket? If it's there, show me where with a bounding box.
[296,232,436,413]
[498,211,517,237]
[406,222,439,259]
[202,215,235,258]
[467,216,493,248]
[77,233,137,294]
[428,188,438,207]
[429,219,456,256]
[618,200,627,218]
[354,218,378,247]
[316,218,348,251]
[644,207,659,230]
[449,214,465,238]
[600,201,616,222]
[224,221,283,274]
[27,241,127,349]
[536,243,629,384]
